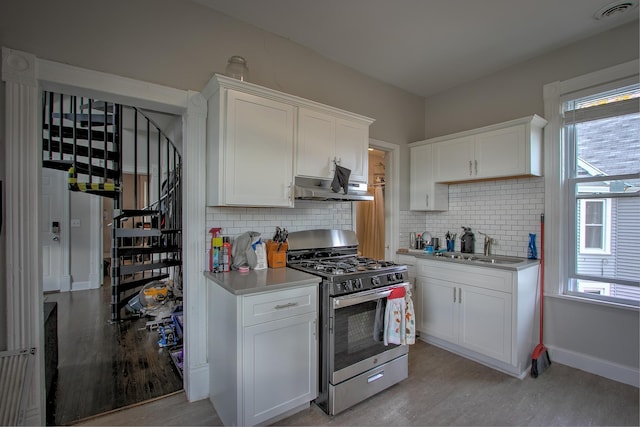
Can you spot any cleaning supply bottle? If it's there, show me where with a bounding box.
[221,236,232,272]
[209,228,223,272]
[528,233,538,259]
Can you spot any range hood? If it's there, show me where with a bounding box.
[294,177,374,202]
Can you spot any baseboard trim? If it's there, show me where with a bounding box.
[547,345,639,388]
[185,363,209,401]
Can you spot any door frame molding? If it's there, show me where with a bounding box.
[2,46,208,424]
[355,138,400,260]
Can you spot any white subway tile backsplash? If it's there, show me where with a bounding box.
[205,201,353,247]
[400,177,544,258]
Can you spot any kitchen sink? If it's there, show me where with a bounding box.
[473,257,522,265]
[431,252,529,266]
[404,249,533,267]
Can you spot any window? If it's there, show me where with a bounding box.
[560,78,640,306]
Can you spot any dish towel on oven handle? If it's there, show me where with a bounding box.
[383,287,415,346]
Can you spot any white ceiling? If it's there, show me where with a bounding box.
[193,0,639,98]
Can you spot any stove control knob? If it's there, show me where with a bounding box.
[387,274,396,282]
[353,278,362,289]
[371,276,381,287]
[396,272,404,281]
[344,281,353,292]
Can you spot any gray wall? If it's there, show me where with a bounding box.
[0,0,425,208]
[424,21,639,138]
[0,65,5,351]
[421,20,640,376]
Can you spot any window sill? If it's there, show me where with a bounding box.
[546,292,639,312]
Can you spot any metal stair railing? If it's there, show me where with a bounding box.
[41,92,182,322]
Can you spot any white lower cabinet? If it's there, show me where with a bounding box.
[208,284,318,426]
[243,311,317,425]
[416,259,538,378]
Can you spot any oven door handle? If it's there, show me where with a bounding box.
[332,282,409,309]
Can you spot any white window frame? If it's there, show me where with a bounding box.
[578,198,611,255]
[543,59,640,309]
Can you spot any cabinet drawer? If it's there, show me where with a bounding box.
[242,285,317,326]
[417,260,513,293]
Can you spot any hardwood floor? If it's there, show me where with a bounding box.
[44,281,183,425]
[78,340,639,426]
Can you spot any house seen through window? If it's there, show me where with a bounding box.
[563,82,640,305]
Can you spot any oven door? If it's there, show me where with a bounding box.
[329,283,410,385]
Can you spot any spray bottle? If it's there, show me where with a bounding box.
[221,236,232,272]
[209,228,223,272]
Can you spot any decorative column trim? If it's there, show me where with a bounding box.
[2,46,44,424]
[182,90,208,401]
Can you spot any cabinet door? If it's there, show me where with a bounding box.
[474,125,525,179]
[410,144,448,211]
[296,108,335,179]
[418,276,458,342]
[335,118,369,183]
[243,312,317,426]
[458,285,512,363]
[433,136,475,182]
[225,90,294,206]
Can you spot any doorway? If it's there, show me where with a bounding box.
[356,148,386,259]
[40,93,184,425]
[355,139,400,261]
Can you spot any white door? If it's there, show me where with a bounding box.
[225,90,295,207]
[474,125,525,179]
[41,168,69,292]
[335,118,369,183]
[458,285,512,363]
[243,312,317,426]
[433,136,475,182]
[419,276,458,342]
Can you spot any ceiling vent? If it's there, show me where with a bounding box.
[593,0,639,19]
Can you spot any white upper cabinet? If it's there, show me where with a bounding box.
[203,76,295,207]
[432,115,547,183]
[202,74,374,206]
[409,142,448,211]
[297,107,371,184]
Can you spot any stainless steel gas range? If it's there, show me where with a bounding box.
[287,229,410,416]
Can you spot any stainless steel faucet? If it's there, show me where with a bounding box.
[478,232,493,256]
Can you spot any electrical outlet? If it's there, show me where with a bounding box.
[71,219,81,228]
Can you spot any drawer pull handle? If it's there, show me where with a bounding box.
[275,302,298,310]
[368,372,384,383]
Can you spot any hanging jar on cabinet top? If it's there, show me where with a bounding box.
[225,56,249,81]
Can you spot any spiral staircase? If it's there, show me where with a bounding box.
[41,91,182,321]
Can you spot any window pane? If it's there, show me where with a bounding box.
[584,225,602,248]
[585,201,603,224]
[576,177,640,196]
[575,196,640,282]
[574,112,640,178]
[566,82,640,304]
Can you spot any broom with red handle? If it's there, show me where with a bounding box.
[531,213,551,377]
